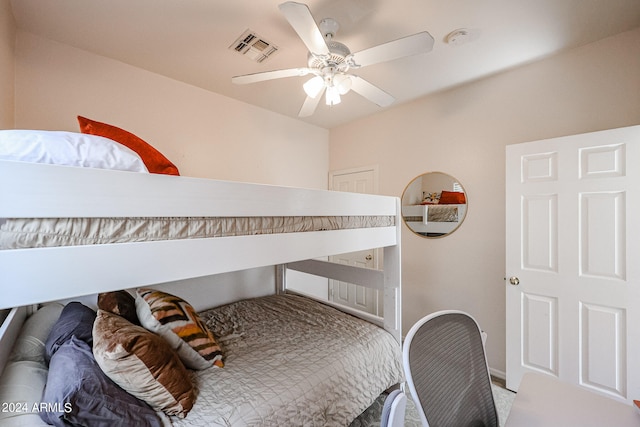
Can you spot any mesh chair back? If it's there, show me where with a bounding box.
[403,311,498,427]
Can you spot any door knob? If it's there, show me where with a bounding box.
[365,254,373,261]
[509,276,520,286]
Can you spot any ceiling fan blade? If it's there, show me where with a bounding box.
[298,88,325,117]
[278,2,330,55]
[350,31,434,68]
[350,76,395,107]
[232,68,310,84]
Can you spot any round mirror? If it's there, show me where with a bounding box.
[401,172,468,238]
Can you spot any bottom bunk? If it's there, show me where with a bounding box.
[0,291,402,427]
[178,294,402,426]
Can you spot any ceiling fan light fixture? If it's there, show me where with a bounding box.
[303,76,324,98]
[325,86,341,106]
[334,74,352,95]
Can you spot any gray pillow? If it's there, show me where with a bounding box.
[44,302,95,362]
[39,336,162,427]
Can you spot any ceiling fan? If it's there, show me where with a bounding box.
[232,1,434,117]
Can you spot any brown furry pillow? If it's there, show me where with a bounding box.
[98,290,140,325]
[92,310,195,418]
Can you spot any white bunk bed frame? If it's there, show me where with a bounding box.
[0,160,401,372]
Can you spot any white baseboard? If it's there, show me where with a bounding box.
[490,367,506,382]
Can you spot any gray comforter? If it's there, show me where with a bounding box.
[171,294,402,427]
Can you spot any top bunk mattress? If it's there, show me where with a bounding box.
[0,215,395,249]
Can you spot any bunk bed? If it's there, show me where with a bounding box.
[402,203,467,236]
[0,151,402,426]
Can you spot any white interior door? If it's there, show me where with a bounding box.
[329,166,380,315]
[505,126,639,404]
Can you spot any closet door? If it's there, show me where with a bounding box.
[329,166,379,315]
[505,125,639,404]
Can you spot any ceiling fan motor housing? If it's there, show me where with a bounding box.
[307,40,351,69]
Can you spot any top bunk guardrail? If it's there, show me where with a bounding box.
[0,160,401,310]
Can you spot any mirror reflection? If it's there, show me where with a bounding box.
[401,172,467,238]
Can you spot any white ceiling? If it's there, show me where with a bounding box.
[10,0,640,129]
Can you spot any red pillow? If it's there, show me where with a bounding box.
[439,190,466,204]
[77,116,179,175]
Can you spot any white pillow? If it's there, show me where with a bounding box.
[9,303,64,365]
[0,361,50,426]
[0,130,149,172]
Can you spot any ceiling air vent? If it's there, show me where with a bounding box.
[230,29,278,63]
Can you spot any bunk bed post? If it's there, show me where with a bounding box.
[0,307,27,377]
[275,264,286,295]
[383,198,402,344]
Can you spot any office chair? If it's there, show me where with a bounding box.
[381,388,407,427]
[402,310,498,427]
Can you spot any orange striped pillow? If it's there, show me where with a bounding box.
[135,288,224,370]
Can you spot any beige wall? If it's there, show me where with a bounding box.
[0,0,15,128]
[14,31,329,188]
[13,30,330,310]
[10,10,640,375]
[329,28,640,375]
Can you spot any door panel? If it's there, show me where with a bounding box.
[522,194,558,272]
[521,293,558,375]
[506,125,639,404]
[331,250,376,313]
[580,303,626,396]
[580,192,626,279]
